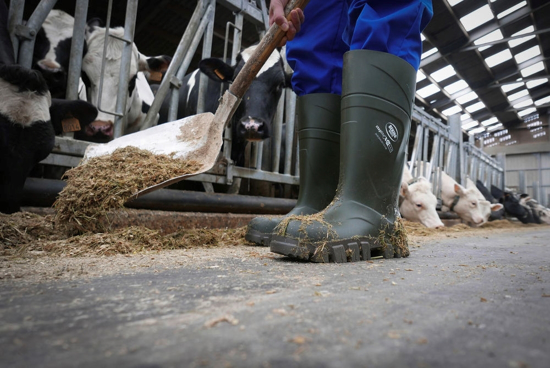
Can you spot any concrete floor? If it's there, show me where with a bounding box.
[1,228,550,368]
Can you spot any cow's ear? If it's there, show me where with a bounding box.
[491,203,504,212]
[199,58,235,82]
[400,182,409,198]
[140,55,171,73]
[37,59,63,73]
[454,183,465,195]
[49,99,98,135]
[86,18,103,37]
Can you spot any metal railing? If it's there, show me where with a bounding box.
[407,112,505,201]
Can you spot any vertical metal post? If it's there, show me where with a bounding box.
[448,114,462,184]
[16,0,58,68]
[422,127,429,177]
[65,0,89,101]
[167,3,213,121]
[410,123,423,177]
[519,171,526,193]
[496,153,506,189]
[284,91,297,175]
[197,0,216,114]
[144,0,209,127]
[427,133,439,182]
[7,0,25,63]
[222,9,243,165]
[271,89,285,173]
[113,0,138,138]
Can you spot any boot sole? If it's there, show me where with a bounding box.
[270,235,405,263]
[244,229,272,247]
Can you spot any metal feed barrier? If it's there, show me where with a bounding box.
[408,112,505,201]
[9,0,505,209]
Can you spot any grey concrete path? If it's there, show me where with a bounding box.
[1,229,550,368]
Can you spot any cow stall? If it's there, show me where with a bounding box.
[5,0,508,223]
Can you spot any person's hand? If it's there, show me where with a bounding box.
[269,0,305,47]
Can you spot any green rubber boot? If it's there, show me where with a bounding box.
[244,93,341,246]
[270,50,417,262]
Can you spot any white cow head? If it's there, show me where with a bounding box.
[400,178,444,229]
[465,178,503,224]
[80,23,170,142]
[451,183,488,225]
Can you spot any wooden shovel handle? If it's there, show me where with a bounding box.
[228,0,309,98]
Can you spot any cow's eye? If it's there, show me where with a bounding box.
[416,203,422,208]
[472,202,477,207]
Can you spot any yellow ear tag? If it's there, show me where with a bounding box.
[62,117,81,132]
[214,69,225,80]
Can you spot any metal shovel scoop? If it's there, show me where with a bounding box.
[83,0,309,200]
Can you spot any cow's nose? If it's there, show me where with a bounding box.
[86,120,114,137]
[239,117,267,141]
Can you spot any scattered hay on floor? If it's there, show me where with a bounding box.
[53,147,202,234]
[1,211,248,257]
[28,227,246,257]
[0,212,64,253]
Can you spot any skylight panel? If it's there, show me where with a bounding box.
[487,123,503,131]
[501,82,524,93]
[466,102,485,113]
[416,70,426,83]
[442,105,462,116]
[509,26,535,48]
[518,107,536,117]
[526,78,548,89]
[535,96,550,106]
[456,91,478,104]
[431,65,456,82]
[513,99,533,109]
[462,121,479,130]
[460,5,494,32]
[417,84,440,98]
[447,0,463,6]
[474,29,503,52]
[514,46,541,64]
[461,115,473,124]
[497,1,526,19]
[444,80,468,94]
[481,117,498,126]
[521,62,544,77]
[469,126,486,134]
[421,33,426,42]
[507,89,529,101]
[421,47,438,59]
[485,49,513,68]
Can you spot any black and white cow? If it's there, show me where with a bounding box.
[155,45,292,166]
[80,19,170,142]
[519,194,550,225]
[33,10,170,143]
[491,185,537,224]
[33,9,75,98]
[475,179,505,221]
[0,64,97,214]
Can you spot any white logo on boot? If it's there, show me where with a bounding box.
[386,122,399,142]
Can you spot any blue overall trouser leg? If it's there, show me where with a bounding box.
[270,0,433,262]
[286,0,433,95]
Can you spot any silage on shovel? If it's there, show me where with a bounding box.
[54,147,202,234]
